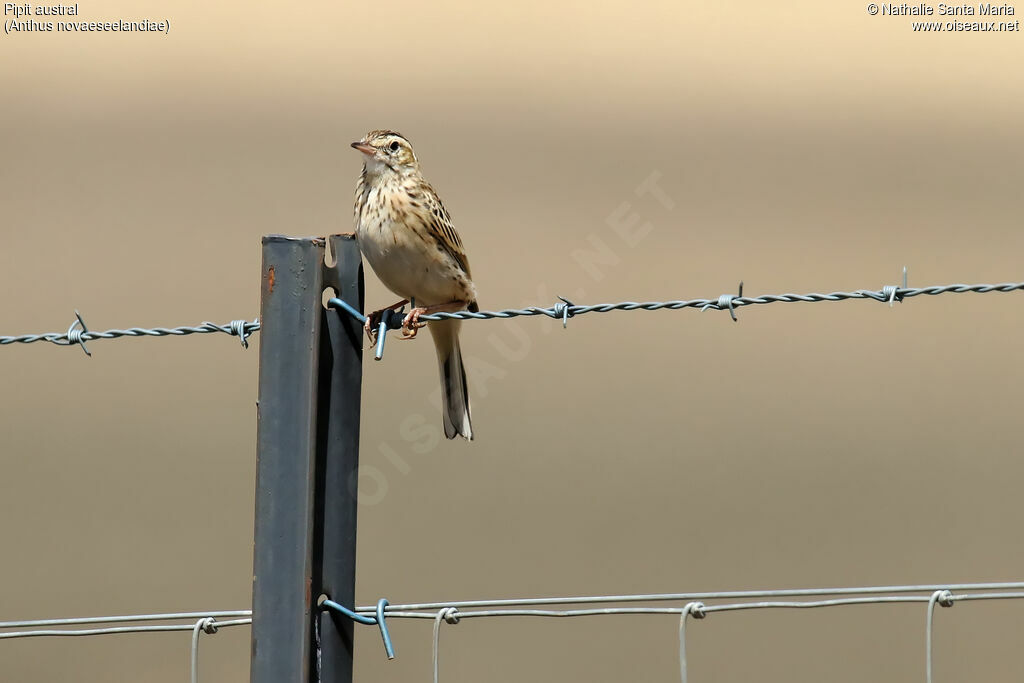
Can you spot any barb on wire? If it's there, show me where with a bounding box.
[60,310,92,356]
[330,278,1024,334]
[555,296,575,328]
[0,314,260,352]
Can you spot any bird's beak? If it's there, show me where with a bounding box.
[351,142,375,156]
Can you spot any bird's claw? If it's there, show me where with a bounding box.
[362,300,411,347]
[364,310,381,345]
[400,308,427,339]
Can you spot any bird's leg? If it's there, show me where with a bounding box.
[364,299,410,343]
[400,300,472,339]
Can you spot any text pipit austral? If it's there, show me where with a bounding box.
[351,130,478,441]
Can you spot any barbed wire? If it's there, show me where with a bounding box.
[3,275,1022,357]
[1,279,1021,361]
[0,311,259,355]
[421,281,1024,322]
[332,275,1024,360]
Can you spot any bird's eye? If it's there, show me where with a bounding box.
[389,141,400,152]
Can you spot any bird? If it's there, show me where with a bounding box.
[351,130,477,441]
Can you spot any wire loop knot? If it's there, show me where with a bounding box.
[684,601,706,619]
[199,616,218,634]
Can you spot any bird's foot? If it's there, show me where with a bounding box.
[364,299,410,345]
[398,300,474,340]
[400,308,428,339]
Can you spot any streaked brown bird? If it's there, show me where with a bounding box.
[351,130,477,441]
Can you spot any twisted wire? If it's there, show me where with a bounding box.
[415,282,1024,322]
[4,280,1022,353]
[0,320,260,350]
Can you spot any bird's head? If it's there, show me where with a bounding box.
[351,130,418,177]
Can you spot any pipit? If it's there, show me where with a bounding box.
[351,130,478,441]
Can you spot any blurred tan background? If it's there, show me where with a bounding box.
[2,0,1023,680]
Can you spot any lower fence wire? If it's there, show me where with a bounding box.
[346,583,1024,683]
[5,586,1024,682]
[0,611,251,683]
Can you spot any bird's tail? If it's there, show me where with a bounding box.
[429,320,473,441]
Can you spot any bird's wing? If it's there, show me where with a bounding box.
[422,183,472,279]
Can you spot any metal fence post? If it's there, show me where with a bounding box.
[315,235,365,682]
[251,234,364,683]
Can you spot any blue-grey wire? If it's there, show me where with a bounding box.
[3,281,1023,351]
[0,320,260,349]
[5,589,1024,683]
[414,282,1024,322]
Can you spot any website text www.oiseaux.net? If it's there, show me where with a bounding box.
[868,3,1021,30]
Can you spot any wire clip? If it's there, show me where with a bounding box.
[321,596,395,660]
[327,297,408,361]
[328,297,367,325]
[374,308,406,361]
